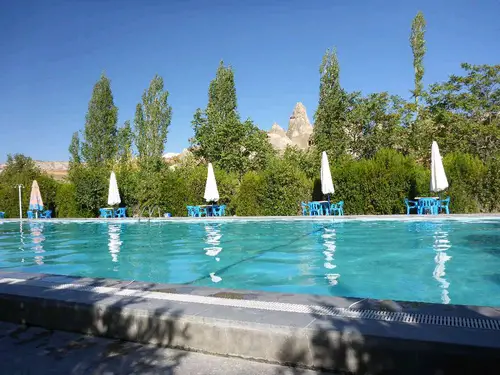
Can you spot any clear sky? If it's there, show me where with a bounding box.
[1,0,499,162]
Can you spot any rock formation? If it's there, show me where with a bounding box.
[267,122,295,151]
[267,102,313,152]
[286,102,313,149]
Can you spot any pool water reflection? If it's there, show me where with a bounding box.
[0,218,499,307]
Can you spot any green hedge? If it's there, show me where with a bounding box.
[55,183,79,218]
[1,150,499,217]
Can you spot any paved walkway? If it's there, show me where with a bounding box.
[0,322,329,375]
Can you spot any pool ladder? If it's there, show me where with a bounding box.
[138,205,162,221]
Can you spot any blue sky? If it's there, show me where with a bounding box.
[1,0,499,162]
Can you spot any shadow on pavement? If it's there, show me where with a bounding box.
[0,278,191,374]
[275,296,500,375]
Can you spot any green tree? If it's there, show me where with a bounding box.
[81,73,118,166]
[282,146,318,180]
[426,64,500,159]
[134,74,172,171]
[408,11,429,158]
[312,49,349,159]
[409,11,426,109]
[0,154,58,217]
[191,61,273,176]
[346,93,411,158]
[69,131,81,165]
[117,120,133,163]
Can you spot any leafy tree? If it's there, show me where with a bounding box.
[409,11,426,109]
[69,131,81,165]
[347,93,411,158]
[312,49,349,159]
[408,11,428,157]
[134,74,172,171]
[426,64,500,159]
[0,154,58,217]
[191,61,273,176]
[282,146,318,180]
[117,120,133,163]
[81,73,118,166]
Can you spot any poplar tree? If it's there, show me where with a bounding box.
[312,49,349,159]
[134,74,172,171]
[81,73,118,165]
[410,11,427,109]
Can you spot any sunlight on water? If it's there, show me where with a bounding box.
[0,218,499,307]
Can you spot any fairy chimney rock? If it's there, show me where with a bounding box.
[269,122,287,137]
[267,122,295,152]
[286,102,313,149]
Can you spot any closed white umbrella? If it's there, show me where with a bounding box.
[204,163,219,203]
[321,151,335,202]
[107,171,121,206]
[430,141,448,193]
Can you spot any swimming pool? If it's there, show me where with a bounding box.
[0,218,499,307]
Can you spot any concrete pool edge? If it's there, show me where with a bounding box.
[0,271,499,373]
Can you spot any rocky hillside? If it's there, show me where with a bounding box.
[267,102,313,151]
[0,161,69,180]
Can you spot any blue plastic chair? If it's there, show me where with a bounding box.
[27,210,34,219]
[199,206,208,217]
[99,208,113,218]
[404,198,418,215]
[331,201,344,216]
[0,212,4,219]
[418,198,439,215]
[213,205,226,217]
[187,206,201,217]
[114,207,127,218]
[439,197,451,214]
[40,210,52,219]
[309,202,323,216]
[322,203,331,216]
[301,202,309,216]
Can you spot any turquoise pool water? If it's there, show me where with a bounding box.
[0,218,499,307]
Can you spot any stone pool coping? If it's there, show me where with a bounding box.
[0,271,499,373]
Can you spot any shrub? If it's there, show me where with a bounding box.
[481,155,500,212]
[444,152,486,213]
[332,149,423,214]
[116,166,139,213]
[55,183,79,217]
[69,165,108,217]
[259,158,311,216]
[234,171,265,216]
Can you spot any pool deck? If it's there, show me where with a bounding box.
[0,271,499,374]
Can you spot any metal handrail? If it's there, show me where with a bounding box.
[138,205,162,221]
